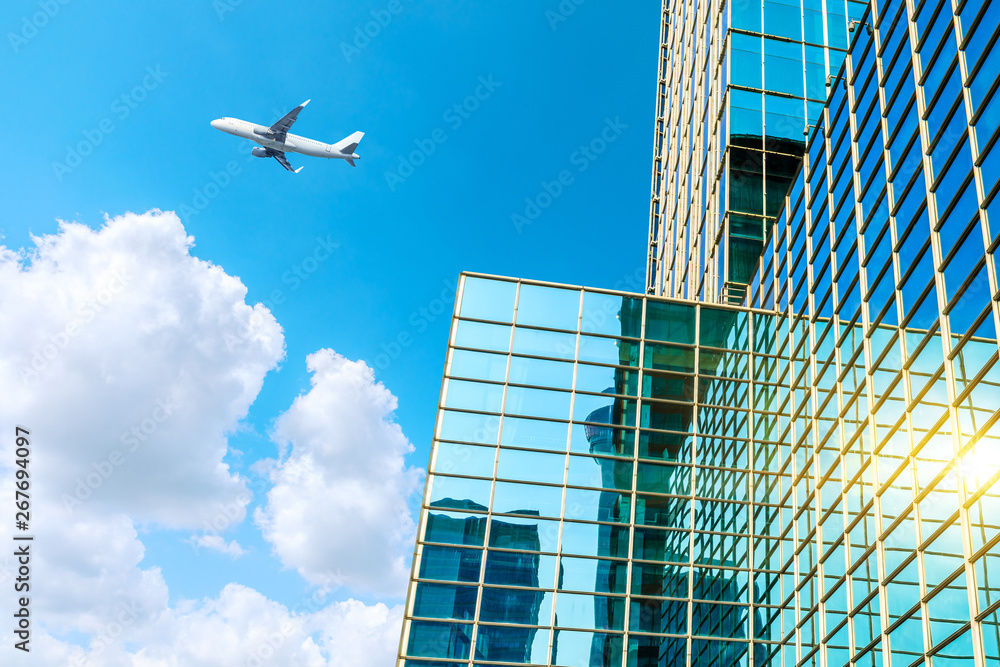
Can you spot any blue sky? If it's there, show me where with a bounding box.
[0,0,658,661]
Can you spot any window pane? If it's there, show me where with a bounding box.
[516,284,580,330]
[460,277,515,322]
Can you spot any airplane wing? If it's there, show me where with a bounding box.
[269,99,310,142]
[272,151,303,174]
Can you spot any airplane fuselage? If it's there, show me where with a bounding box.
[210,117,359,161]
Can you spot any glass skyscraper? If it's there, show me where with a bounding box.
[646,0,868,302]
[397,0,1000,665]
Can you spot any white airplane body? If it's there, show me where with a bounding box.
[211,100,363,173]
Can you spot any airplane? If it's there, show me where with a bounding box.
[210,100,363,173]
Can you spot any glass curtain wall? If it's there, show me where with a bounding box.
[647,0,868,303]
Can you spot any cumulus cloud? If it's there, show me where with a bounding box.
[0,211,414,665]
[0,210,283,657]
[187,534,248,559]
[0,210,285,529]
[10,586,404,667]
[255,349,424,597]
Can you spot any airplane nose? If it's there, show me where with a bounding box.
[210,119,223,130]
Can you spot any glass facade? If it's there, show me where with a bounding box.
[397,0,1000,664]
[646,0,868,302]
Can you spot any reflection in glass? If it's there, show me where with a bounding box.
[559,556,628,594]
[418,545,482,583]
[581,292,643,338]
[646,301,697,343]
[406,620,472,659]
[576,363,640,396]
[423,508,488,546]
[579,335,641,366]
[475,624,550,664]
[427,476,492,512]
[484,550,556,589]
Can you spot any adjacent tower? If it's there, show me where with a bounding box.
[646,0,867,303]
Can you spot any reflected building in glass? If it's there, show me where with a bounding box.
[646,0,868,302]
[397,0,1000,664]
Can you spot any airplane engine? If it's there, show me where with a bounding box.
[251,147,270,158]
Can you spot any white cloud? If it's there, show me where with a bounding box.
[5,586,404,667]
[187,534,248,559]
[0,210,285,529]
[0,210,284,657]
[0,211,413,665]
[255,349,424,597]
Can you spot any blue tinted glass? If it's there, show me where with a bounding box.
[561,521,630,559]
[419,545,482,582]
[497,448,565,485]
[578,335,640,366]
[645,301,697,343]
[438,410,500,444]
[732,33,763,89]
[413,582,478,619]
[628,635,687,667]
[428,475,492,511]
[559,555,628,594]
[489,515,560,552]
[764,0,802,41]
[492,481,563,518]
[406,621,472,659]
[443,379,504,412]
[454,320,511,352]
[570,423,635,457]
[505,386,572,420]
[581,292,643,337]
[474,624,550,663]
[485,550,557,588]
[516,284,580,330]
[555,591,626,631]
[511,327,576,359]
[460,277,515,322]
[423,510,487,546]
[509,355,574,389]
[448,349,507,382]
[433,442,495,477]
[480,587,552,624]
[551,630,623,667]
[501,417,569,451]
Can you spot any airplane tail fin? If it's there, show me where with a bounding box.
[345,158,356,167]
[332,131,364,155]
